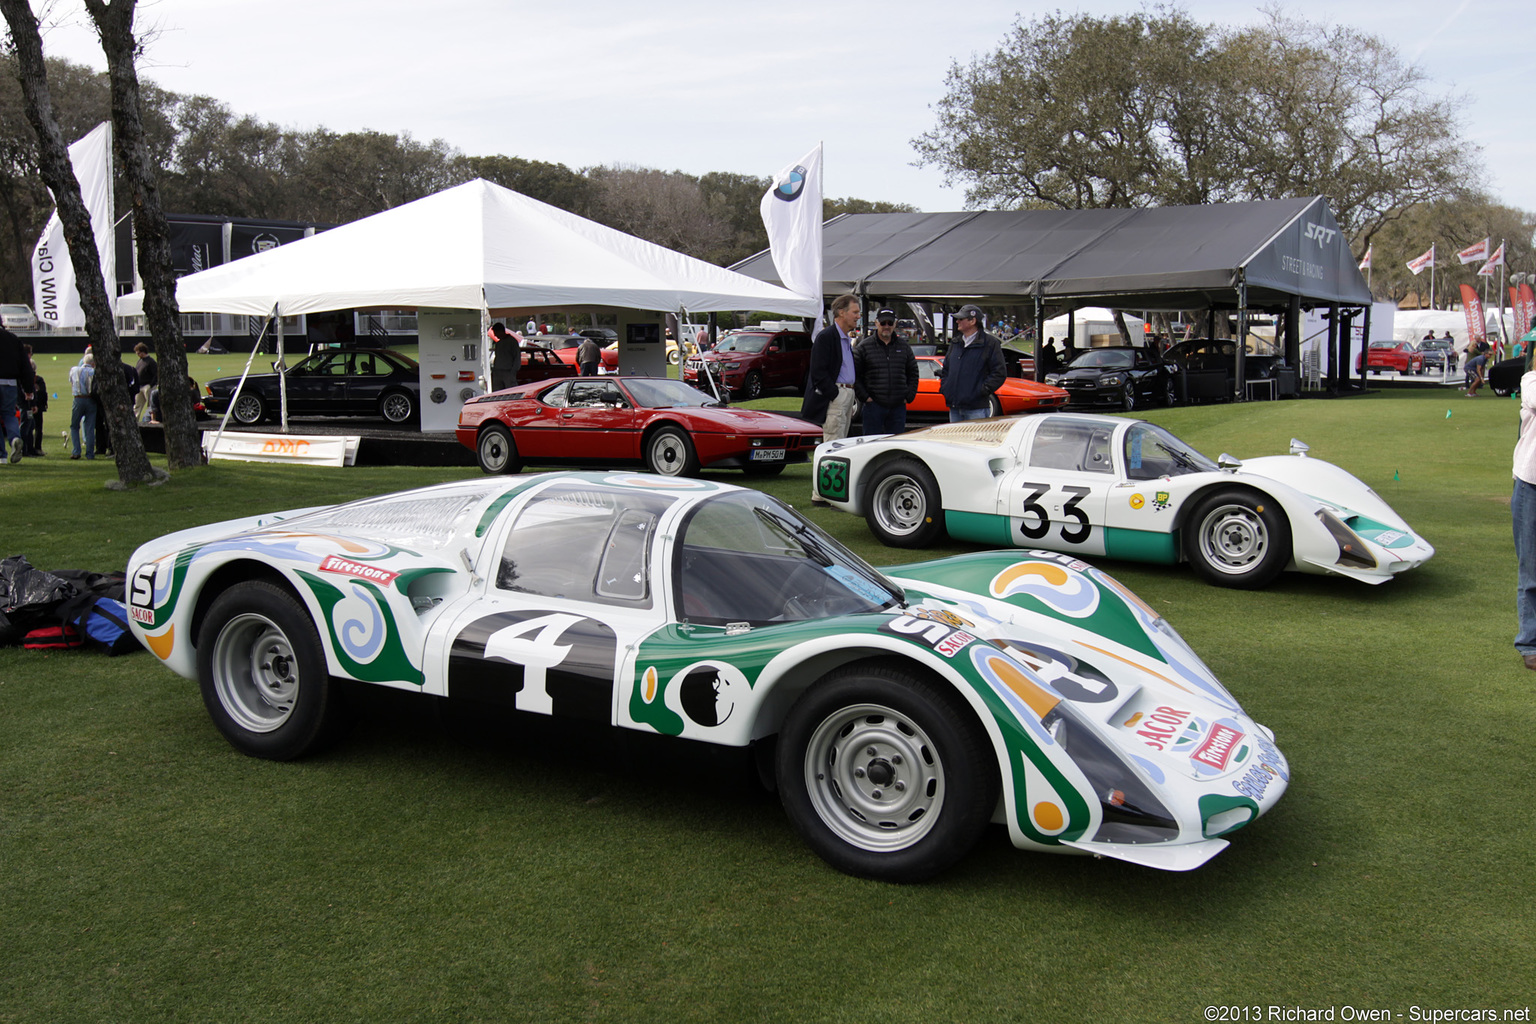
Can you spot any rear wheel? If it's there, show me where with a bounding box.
[866,458,945,547]
[1182,487,1291,589]
[645,425,699,477]
[477,424,521,474]
[776,663,998,882]
[379,389,416,424]
[195,581,341,760]
[231,392,266,425]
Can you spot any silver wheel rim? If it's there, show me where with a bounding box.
[648,432,687,476]
[802,702,945,852]
[382,393,412,422]
[1197,503,1268,576]
[871,474,927,537]
[479,430,509,472]
[233,395,261,423]
[211,612,300,733]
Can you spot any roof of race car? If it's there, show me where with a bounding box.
[263,472,732,547]
[895,412,1129,449]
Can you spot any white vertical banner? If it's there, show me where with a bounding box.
[759,144,824,305]
[31,121,116,329]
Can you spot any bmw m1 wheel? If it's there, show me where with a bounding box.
[195,582,341,761]
[776,664,997,882]
[867,458,945,547]
[646,425,699,477]
[477,424,521,474]
[1183,488,1291,589]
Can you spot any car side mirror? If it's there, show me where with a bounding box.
[1217,453,1243,470]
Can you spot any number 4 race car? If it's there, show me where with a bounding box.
[813,413,1434,590]
[126,473,1287,880]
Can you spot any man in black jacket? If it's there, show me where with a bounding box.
[0,328,31,463]
[938,304,1006,421]
[854,308,919,435]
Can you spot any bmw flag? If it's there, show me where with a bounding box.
[760,144,824,304]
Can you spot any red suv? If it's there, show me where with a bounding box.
[681,329,812,399]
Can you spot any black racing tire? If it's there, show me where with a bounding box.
[195,581,341,761]
[379,389,416,424]
[1182,487,1292,589]
[776,662,998,882]
[866,457,945,548]
[477,424,522,474]
[645,425,699,477]
[231,392,267,425]
[742,370,765,401]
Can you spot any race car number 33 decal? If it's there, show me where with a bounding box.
[817,457,850,501]
[1018,482,1092,544]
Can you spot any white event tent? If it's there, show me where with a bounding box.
[118,178,820,431]
[117,178,820,318]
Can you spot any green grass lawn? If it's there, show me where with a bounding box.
[2,390,1532,1023]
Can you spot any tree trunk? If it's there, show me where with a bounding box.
[1,0,160,487]
[84,0,202,470]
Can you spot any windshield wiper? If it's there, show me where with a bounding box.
[752,507,906,606]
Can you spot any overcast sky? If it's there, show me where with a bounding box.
[29,0,1536,219]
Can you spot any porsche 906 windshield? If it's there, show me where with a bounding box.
[675,490,903,626]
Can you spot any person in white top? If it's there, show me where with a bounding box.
[1511,354,1536,669]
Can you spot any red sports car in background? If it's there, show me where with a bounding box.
[1357,341,1424,375]
[909,356,1068,417]
[458,375,825,477]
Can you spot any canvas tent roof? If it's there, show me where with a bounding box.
[731,196,1370,311]
[117,178,819,318]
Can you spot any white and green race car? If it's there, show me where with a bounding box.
[813,413,1434,589]
[126,472,1287,880]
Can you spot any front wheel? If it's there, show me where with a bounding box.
[866,458,945,547]
[477,424,522,474]
[195,581,341,760]
[645,425,699,477]
[1182,487,1291,589]
[741,370,765,401]
[986,394,1002,417]
[231,392,266,425]
[379,389,416,424]
[776,664,998,882]
[1121,384,1136,412]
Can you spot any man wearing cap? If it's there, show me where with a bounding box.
[854,308,919,436]
[801,293,861,443]
[938,304,1006,422]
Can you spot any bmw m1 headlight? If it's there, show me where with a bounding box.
[1044,703,1179,844]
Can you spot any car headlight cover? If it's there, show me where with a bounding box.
[1100,374,1125,387]
[1317,508,1377,570]
[1044,703,1179,844]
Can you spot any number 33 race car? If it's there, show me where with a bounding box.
[813,413,1434,590]
[126,473,1287,880]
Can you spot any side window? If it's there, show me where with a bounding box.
[1027,418,1115,474]
[542,381,572,408]
[497,484,673,607]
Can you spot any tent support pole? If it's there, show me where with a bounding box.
[1326,306,1339,392]
[1286,295,1301,381]
[206,305,276,461]
[1034,297,1045,382]
[1235,280,1248,402]
[277,306,287,431]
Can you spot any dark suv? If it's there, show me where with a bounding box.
[681,329,812,399]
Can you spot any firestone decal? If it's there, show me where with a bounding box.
[320,554,399,586]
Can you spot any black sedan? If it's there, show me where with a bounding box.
[1044,346,1171,411]
[204,347,421,425]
